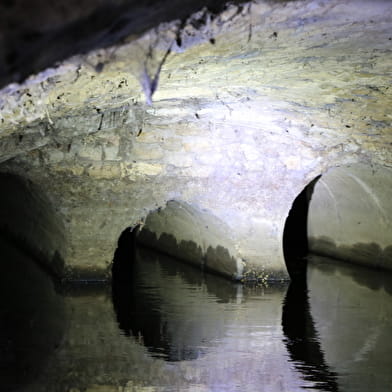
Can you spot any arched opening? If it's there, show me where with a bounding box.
[110,200,245,361]
[0,172,66,279]
[308,164,392,270]
[283,163,392,279]
[283,176,320,280]
[136,200,242,280]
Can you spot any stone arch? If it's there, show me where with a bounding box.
[308,163,392,270]
[0,172,66,278]
[136,200,243,280]
[283,162,392,276]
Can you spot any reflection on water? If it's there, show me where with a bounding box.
[0,237,65,392]
[112,241,241,361]
[306,255,392,392]
[1,238,392,392]
[282,280,339,391]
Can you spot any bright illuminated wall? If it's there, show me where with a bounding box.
[137,200,243,280]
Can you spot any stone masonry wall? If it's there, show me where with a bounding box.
[0,0,391,280]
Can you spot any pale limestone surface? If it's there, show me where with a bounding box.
[138,200,245,280]
[308,163,392,270]
[0,0,391,279]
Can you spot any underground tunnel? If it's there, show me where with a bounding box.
[0,0,391,390]
[1,0,391,283]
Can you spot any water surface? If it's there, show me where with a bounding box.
[1,240,392,392]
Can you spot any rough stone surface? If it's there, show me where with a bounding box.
[0,0,391,279]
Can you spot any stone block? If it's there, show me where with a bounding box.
[123,380,155,392]
[240,144,260,161]
[136,129,166,143]
[130,162,163,176]
[196,152,224,165]
[282,155,301,170]
[78,145,102,161]
[182,139,212,152]
[87,163,121,179]
[161,137,184,151]
[165,154,194,167]
[52,164,85,176]
[178,165,214,178]
[85,385,119,392]
[131,144,165,160]
[103,145,120,160]
[47,149,64,163]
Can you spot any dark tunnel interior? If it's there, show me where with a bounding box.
[283,176,321,280]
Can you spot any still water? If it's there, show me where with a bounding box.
[1,237,392,392]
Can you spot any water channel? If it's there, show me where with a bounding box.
[1,236,392,392]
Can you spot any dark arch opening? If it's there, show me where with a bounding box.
[111,226,139,282]
[283,176,321,280]
[0,172,66,280]
[282,175,340,390]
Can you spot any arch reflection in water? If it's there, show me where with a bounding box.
[282,280,339,391]
[112,237,241,361]
[307,255,392,392]
[111,244,307,390]
[112,238,392,391]
[283,255,392,392]
[0,237,65,392]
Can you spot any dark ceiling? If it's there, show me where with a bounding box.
[0,0,251,89]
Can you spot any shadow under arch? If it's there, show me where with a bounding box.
[282,176,321,280]
[0,172,66,280]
